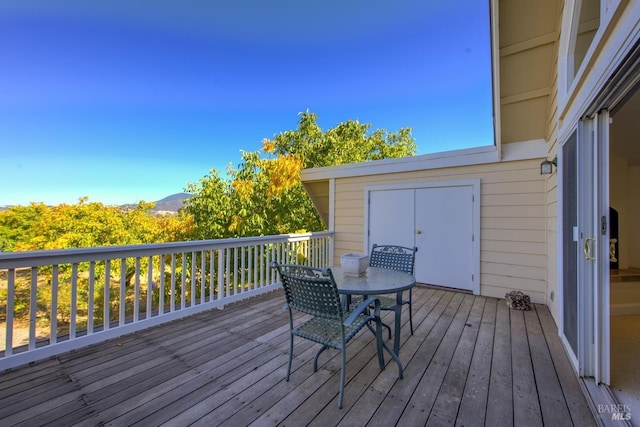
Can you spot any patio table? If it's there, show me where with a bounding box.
[330,266,416,356]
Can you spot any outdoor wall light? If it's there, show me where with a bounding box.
[540,156,557,175]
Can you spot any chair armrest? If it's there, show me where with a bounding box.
[344,297,380,326]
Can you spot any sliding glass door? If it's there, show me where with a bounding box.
[561,113,608,381]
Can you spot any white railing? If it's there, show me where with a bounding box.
[0,232,333,371]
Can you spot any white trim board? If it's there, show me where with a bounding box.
[302,139,548,182]
[302,145,498,181]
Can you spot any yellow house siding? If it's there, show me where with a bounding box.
[330,158,547,303]
[481,162,547,303]
[333,180,367,255]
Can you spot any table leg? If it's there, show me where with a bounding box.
[394,291,403,355]
[341,294,352,311]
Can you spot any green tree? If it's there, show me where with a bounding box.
[185,111,416,238]
[0,203,48,251]
[0,198,194,333]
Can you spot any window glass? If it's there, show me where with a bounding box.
[573,0,601,78]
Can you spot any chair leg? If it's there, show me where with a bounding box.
[382,321,392,340]
[408,289,414,335]
[366,322,403,379]
[381,340,404,380]
[338,348,346,408]
[287,334,294,381]
[375,317,385,370]
[313,345,328,372]
[408,302,414,335]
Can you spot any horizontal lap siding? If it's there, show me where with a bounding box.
[334,184,366,255]
[480,164,547,302]
[332,159,547,302]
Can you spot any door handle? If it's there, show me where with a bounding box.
[416,230,422,235]
[584,237,596,261]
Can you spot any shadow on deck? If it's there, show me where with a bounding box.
[0,286,597,426]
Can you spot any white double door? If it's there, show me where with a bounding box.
[367,181,478,292]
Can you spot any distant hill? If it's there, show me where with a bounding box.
[119,193,191,215]
[1,193,192,214]
[153,193,191,212]
[152,193,191,213]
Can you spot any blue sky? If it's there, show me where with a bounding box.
[0,1,494,206]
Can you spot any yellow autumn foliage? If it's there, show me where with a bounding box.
[262,138,275,154]
[229,214,245,233]
[231,179,255,202]
[265,153,303,198]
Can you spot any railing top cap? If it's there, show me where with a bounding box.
[0,231,332,269]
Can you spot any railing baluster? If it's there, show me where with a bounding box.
[88,261,95,334]
[199,251,202,304]
[267,245,272,284]
[233,247,239,293]
[259,244,265,286]
[170,254,176,312]
[181,253,187,309]
[104,260,110,331]
[147,256,153,319]
[190,251,196,307]
[240,246,245,292]
[51,265,58,344]
[70,263,78,339]
[29,267,37,350]
[224,248,233,295]
[284,241,289,264]
[5,269,15,356]
[159,256,165,315]
[209,250,214,302]
[120,258,126,326]
[322,237,326,266]
[252,245,258,290]
[217,248,224,299]
[134,258,140,322]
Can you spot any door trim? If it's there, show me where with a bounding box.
[364,179,481,295]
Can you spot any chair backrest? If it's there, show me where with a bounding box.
[369,244,417,274]
[272,263,343,320]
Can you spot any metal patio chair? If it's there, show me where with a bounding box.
[271,262,403,409]
[369,244,418,335]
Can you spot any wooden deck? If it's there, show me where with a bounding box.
[0,286,597,426]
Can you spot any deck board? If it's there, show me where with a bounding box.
[455,296,495,426]
[511,308,544,427]
[486,299,514,427]
[0,287,596,426]
[426,295,486,426]
[525,307,574,426]
[537,304,598,427]
[398,293,474,426]
[370,290,460,426]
